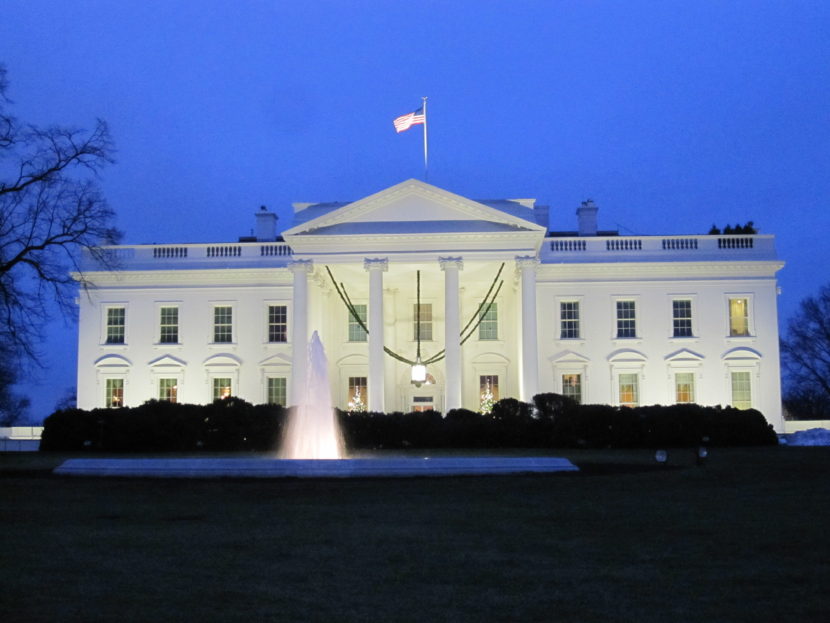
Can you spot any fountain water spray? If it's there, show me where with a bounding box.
[280,331,344,459]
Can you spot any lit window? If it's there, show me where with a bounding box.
[213,306,233,343]
[411,396,434,413]
[347,377,367,411]
[675,373,695,404]
[478,302,498,340]
[729,298,750,336]
[619,373,639,408]
[348,305,367,342]
[413,303,433,341]
[479,375,499,401]
[562,373,582,404]
[731,371,752,409]
[267,377,286,405]
[159,378,178,403]
[616,301,636,338]
[268,305,287,343]
[213,377,232,400]
[105,378,124,408]
[159,307,179,344]
[560,301,580,339]
[672,300,693,338]
[106,307,125,344]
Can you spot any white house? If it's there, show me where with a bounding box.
[75,179,786,431]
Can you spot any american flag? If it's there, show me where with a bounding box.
[393,106,426,133]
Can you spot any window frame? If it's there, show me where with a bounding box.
[561,373,582,404]
[726,295,754,338]
[266,304,288,344]
[348,304,368,343]
[103,304,127,345]
[105,377,125,408]
[413,302,434,342]
[266,376,287,406]
[212,304,235,344]
[158,305,180,345]
[478,301,499,341]
[614,299,638,339]
[212,377,233,401]
[158,377,179,403]
[671,299,694,338]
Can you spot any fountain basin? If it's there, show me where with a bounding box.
[54,457,578,478]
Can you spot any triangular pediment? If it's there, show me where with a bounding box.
[283,179,545,237]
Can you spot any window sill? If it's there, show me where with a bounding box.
[668,336,700,343]
[726,335,755,341]
[154,343,183,349]
[208,342,237,348]
[612,338,642,345]
[100,343,128,349]
[555,338,585,345]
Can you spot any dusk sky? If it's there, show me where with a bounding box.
[3,0,829,421]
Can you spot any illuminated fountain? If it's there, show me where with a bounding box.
[280,331,343,459]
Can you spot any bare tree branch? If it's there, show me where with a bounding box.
[0,64,120,389]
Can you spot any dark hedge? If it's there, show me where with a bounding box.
[40,394,777,452]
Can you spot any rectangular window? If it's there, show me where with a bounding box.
[413,303,433,341]
[159,378,178,403]
[675,372,695,404]
[159,306,179,344]
[672,300,693,338]
[731,371,752,409]
[619,373,639,408]
[213,377,232,400]
[105,307,125,344]
[560,301,580,339]
[616,301,636,338]
[267,377,287,405]
[729,298,750,336]
[268,305,287,343]
[411,395,435,413]
[105,378,124,408]
[479,375,500,401]
[213,306,233,343]
[562,373,582,404]
[348,377,367,411]
[478,302,498,340]
[348,304,368,342]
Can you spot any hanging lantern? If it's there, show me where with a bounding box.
[411,357,427,386]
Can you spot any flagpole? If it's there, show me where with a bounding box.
[422,96,429,182]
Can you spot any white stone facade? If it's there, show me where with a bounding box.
[75,180,785,431]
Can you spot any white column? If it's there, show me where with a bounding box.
[288,259,313,406]
[364,258,388,413]
[440,257,463,411]
[516,256,540,402]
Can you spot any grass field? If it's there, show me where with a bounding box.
[1,447,828,622]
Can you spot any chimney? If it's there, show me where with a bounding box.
[576,199,598,236]
[255,205,278,241]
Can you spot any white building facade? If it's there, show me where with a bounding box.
[75,179,786,431]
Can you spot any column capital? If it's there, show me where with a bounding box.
[515,256,539,271]
[363,258,389,272]
[288,259,314,274]
[438,256,464,271]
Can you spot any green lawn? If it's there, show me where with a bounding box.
[1,447,828,622]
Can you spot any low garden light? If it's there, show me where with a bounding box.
[655,449,668,465]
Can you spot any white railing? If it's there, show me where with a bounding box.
[542,234,776,261]
[84,242,294,270]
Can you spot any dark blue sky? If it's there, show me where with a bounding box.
[3,1,829,420]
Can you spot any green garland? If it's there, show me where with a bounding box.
[326,263,505,366]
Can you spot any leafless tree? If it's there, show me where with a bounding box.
[781,283,830,419]
[0,64,120,371]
